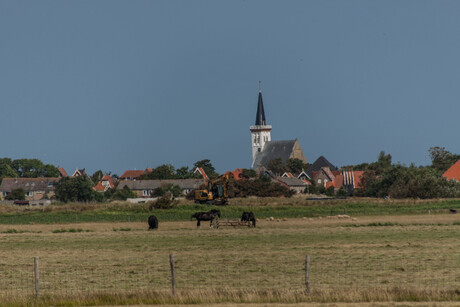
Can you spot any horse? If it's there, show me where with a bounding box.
[148,215,158,230]
[241,211,256,228]
[450,209,457,214]
[191,209,221,228]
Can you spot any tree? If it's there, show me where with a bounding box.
[429,146,460,173]
[55,176,95,202]
[140,164,176,180]
[266,158,286,176]
[152,184,182,198]
[227,177,294,198]
[175,166,191,179]
[240,169,257,179]
[286,158,310,175]
[194,159,219,179]
[5,188,25,200]
[111,185,136,201]
[11,158,59,178]
[325,186,335,196]
[0,158,19,180]
[91,170,104,185]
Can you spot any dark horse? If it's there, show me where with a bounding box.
[191,209,221,228]
[148,215,158,230]
[241,211,256,228]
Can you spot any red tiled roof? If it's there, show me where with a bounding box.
[57,167,68,177]
[443,160,460,181]
[93,182,106,192]
[224,168,247,180]
[93,175,115,192]
[120,170,146,179]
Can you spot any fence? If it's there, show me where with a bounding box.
[1,253,459,299]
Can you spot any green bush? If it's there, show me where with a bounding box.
[148,194,178,210]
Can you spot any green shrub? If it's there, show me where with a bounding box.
[148,194,178,210]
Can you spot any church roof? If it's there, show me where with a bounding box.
[252,140,297,168]
[305,156,337,179]
[255,91,267,125]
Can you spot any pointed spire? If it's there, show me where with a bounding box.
[255,84,267,126]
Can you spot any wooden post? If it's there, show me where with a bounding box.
[34,256,39,298]
[169,254,176,296]
[305,255,310,293]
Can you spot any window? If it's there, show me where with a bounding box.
[143,190,151,196]
[25,191,33,197]
[317,179,321,184]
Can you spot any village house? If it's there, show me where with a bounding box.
[313,167,364,194]
[93,175,115,192]
[72,168,87,177]
[0,177,60,201]
[275,176,309,193]
[116,179,204,198]
[305,156,337,179]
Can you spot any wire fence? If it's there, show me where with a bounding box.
[1,253,459,298]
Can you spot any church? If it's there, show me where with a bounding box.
[250,88,307,170]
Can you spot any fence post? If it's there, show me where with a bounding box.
[305,255,310,293]
[169,254,176,296]
[34,256,39,298]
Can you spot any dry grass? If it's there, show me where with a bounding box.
[0,288,459,306]
[0,214,460,305]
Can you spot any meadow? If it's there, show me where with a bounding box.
[0,203,460,306]
[0,195,460,225]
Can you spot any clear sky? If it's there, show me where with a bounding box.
[1,1,460,175]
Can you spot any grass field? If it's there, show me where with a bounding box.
[1,196,460,225]
[1,211,460,306]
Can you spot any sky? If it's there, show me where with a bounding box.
[1,1,460,175]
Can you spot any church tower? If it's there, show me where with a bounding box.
[250,88,272,167]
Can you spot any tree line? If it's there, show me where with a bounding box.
[345,147,460,199]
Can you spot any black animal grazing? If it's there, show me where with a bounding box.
[148,215,158,230]
[191,209,221,228]
[450,209,457,214]
[241,211,256,228]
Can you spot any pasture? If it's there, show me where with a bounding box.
[1,213,460,306]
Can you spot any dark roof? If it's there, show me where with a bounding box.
[306,156,337,178]
[255,91,267,125]
[275,177,308,187]
[0,178,60,192]
[117,179,205,191]
[252,140,297,169]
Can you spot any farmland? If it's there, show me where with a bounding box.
[1,199,460,306]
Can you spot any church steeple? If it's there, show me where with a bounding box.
[255,91,266,125]
[250,84,272,168]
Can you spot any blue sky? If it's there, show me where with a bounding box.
[1,1,460,175]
